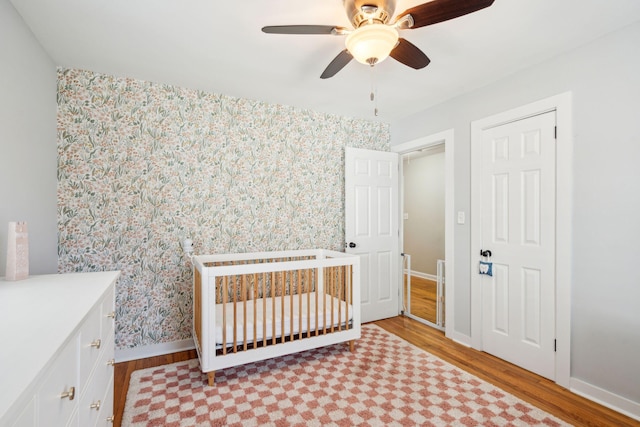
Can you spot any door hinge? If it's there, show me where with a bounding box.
[554,339,557,352]
[554,126,557,139]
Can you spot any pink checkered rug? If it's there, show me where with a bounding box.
[122,324,569,426]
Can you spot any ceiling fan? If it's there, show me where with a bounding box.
[262,0,495,79]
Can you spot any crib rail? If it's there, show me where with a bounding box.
[215,264,351,354]
[192,249,361,375]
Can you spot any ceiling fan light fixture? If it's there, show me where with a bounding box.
[345,24,399,65]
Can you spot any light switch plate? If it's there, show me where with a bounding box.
[457,211,465,224]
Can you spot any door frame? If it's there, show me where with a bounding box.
[392,129,457,339]
[470,92,573,388]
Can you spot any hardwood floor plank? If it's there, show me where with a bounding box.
[113,317,638,427]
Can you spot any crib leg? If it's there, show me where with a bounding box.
[348,340,355,353]
[207,371,215,386]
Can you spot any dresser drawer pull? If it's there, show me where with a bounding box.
[107,358,116,366]
[90,400,101,410]
[106,311,115,319]
[60,386,75,401]
[90,339,102,349]
[107,415,115,423]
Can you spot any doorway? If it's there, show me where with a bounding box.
[402,144,445,329]
[470,92,573,387]
[392,129,454,335]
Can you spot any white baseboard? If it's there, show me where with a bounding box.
[446,330,472,348]
[404,269,437,282]
[115,338,196,363]
[570,378,640,421]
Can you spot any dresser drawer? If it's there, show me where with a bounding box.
[97,376,115,427]
[79,305,102,389]
[65,409,78,427]
[78,333,114,427]
[37,335,79,427]
[100,285,115,337]
[10,396,35,427]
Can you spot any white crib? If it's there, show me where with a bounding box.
[192,249,361,386]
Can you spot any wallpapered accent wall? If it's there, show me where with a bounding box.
[57,68,389,350]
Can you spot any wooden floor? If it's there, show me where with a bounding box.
[404,274,438,323]
[113,316,639,427]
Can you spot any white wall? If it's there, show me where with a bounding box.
[0,0,58,276]
[391,22,640,408]
[403,149,445,276]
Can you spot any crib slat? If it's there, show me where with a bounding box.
[306,269,311,338]
[323,267,327,334]
[325,266,330,333]
[298,269,302,341]
[281,270,285,343]
[222,276,227,355]
[262,271,267,347]
[232,273,237,353]
[340,265,345,331]
[346,265,351,331]
[253,272,258,348]
[272,271,276,346]
[242,274,247,352]
[314,269,319,336]
[330,267,335,333]
[290,269,294,341]
[337,265,342,331]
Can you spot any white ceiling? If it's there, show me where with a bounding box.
[10,0,640,122]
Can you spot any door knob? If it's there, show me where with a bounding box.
[348,242,357,248]
[480,249,492,257]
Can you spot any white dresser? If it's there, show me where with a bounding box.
[0,271,120,427]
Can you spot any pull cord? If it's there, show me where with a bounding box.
[370,65,378,116]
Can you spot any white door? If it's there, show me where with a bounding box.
[479,111,556,380]
[345,147,400,323]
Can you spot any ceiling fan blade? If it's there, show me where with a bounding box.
[396,0,494,29]
[320,49,353,79]
[390,38,430,69]
[262,25,346,35]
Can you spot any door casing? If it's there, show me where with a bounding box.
[470,92,573,388]
[392,129,458,341]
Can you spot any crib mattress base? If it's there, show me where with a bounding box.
[215,291,353,347]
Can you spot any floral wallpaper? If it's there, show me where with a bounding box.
[56,68,389,350]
